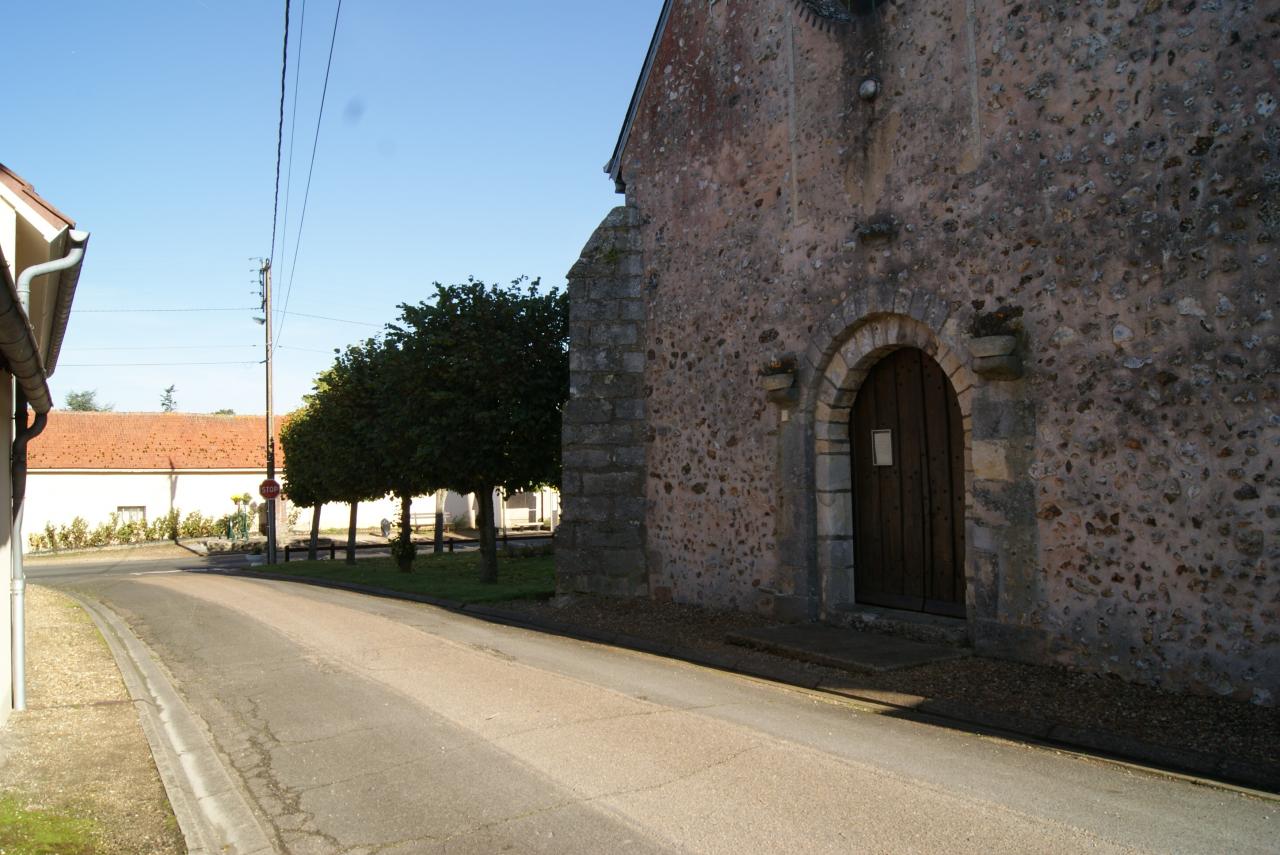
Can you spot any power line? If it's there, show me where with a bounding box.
[60,360,262,368]
[278,344,336,354]
[276,0,344,350]
[72,306,378,326]
[63,344,259,352]
[269,0,292,264]
[74,307,257,313]
[273,308,380,327]
[276,0,308,274]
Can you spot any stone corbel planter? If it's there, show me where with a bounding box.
[760,356,798,406]
[969,335,1022,380]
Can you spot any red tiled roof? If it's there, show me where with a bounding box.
[28,411,282,471]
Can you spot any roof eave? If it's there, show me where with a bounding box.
[0,244,52,414]
[0,163,76,239]
[44,229,89,376]
[604,0,674,194]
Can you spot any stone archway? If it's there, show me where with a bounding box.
[808,312,976,620]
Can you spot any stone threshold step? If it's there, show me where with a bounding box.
[726,624,971,674]
[830,604,971,647]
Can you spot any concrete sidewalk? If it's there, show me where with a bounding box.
[214,566,1280,795]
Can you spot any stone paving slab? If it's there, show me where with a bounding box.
[726,624,970,673]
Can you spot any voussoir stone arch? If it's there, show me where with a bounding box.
[804,286,978,620]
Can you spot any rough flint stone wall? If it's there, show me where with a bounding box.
[600,0,1277,703]
[556,206,649,597]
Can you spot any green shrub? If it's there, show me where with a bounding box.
[60,517,90,550]
[158,508,181,541]
[121,518,136,542]
[144,511,179,542]
[179,511,224,539]
[89,521,114,547]
[390,532,417,572]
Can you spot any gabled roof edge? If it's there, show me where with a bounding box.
[0,163,76,235]
[604,0,675,193]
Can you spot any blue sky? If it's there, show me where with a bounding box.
[5,1,661,414]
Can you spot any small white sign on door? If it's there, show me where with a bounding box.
[871,430,893,467]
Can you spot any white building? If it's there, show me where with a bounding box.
[26,410,559,547]
[1,163,89,723]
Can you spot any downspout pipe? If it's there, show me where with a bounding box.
[10,390,44,711]
[8,230,86,711]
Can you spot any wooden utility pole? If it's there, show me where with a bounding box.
[261,259,278,565]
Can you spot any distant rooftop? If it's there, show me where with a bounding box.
[29,411,279,471]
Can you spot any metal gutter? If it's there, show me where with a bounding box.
[0,245,52,414]
[604,0,674,193]
[43,230,89,375]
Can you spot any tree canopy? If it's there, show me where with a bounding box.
[387,277,568,581]
[282,277,568,581]
[280,404,330,511]
[64,390,112,412]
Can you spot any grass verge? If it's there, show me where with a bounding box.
[0,794,97,854]
[247,550,555,604]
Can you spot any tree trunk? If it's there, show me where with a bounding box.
[307,505,321,560]
[476,485,498,584]
[346,501,359,565]
[397,493,413,572]
[433,488,445,554]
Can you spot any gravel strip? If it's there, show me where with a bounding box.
[0,586,184,854]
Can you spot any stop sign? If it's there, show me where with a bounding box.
[259,479,281,500]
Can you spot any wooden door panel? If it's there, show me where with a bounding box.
[944,372,967,609]
[894,350,929,604]
[921,355,958,608]
[851,374,881,600]
[871,361,903,601]
[850,348,966,616]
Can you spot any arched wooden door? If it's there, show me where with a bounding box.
[850,348,966,617]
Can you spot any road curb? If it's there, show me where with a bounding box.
[208,568,1279,796]
[70,593,277,855]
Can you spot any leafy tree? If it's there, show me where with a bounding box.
[160,385,177,412]
[386,277,568,583]
[280,405,330,560]
[64,390,113,412]
[370,337,447,571]
[212,408,236,415]
[312,342,388,563]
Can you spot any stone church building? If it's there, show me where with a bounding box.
[557,0,1277,704]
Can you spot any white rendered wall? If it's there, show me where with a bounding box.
[24,470,270,548]
[25,470,562,551]
[1,378,14,722]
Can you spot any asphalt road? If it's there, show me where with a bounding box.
[33,556,1278,854]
